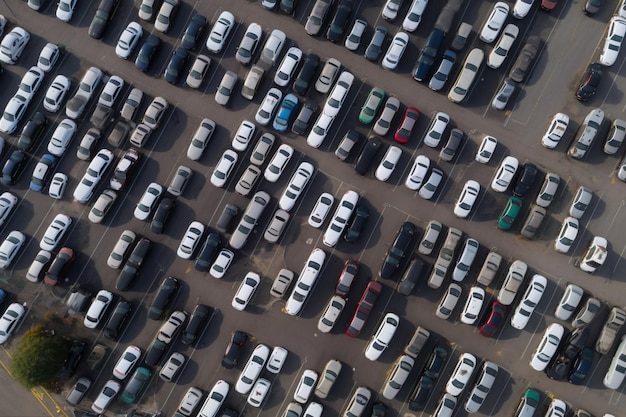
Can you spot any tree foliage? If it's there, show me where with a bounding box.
[10,324,70,389]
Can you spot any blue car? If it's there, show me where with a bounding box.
[164,47,188,84]
[0,289,5,305]
[135,35,161,72]
[272,94,299,132]
[30,153,56,192]
[568,347,594,384]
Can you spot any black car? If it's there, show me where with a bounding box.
[326,0,353,42]
[412,29,444,82]
[181,14,207,50]
[291,101,317,135]
[546,327,589,380]
[293,53,320,95]
[144,337,168,367]
[151,198,175,234]
[408,375,434,411]
[1,150,27,186]
[116,238,151,291]
[17,111,47,151]
[354,136,382,175]
[509,36,541,83]
[195,233,221,272]
[90,103,113,130]
[59,339,87,379]
[423,346,449,379]
[513,163,538,197]
[148,277,179,320]
[576,62,603,102]
[88,0,120,39]
[164,47,188,84]
[222,330,248,368]
[397,258,425,295]
[135,35,161,72]
[344,205,369,243]
[280,0,297,14]
[103,300,131,340]
[365,25,388,61]
[181,304,213,345]
[380,221,416,279]
[370,402,386,417]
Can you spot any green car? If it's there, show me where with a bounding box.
[121,366,152,404]
[498,196,523,230]
[358,87,386,124]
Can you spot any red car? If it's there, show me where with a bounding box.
[540,0,558,11]
[346,280,382,337]
[44,247,76,286]
[110,148,141,191]
[478,301,507,337]
[394,107,419,144]
[335,259,359,297]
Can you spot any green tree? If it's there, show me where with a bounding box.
[10,324,70,389]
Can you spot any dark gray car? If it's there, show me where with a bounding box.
[365,25,388,61]
[439,128,464,161]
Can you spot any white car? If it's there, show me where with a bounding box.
[211,149,238,188]
[138,0,157,20]
[37,43,60,72]
[107,230,136,269]
[545,399,567,417]
[382,355,414,399]
[142,96,169,130]
[529,323,564,371]
[279,162,315,211]
[40,214,71,251]
[0,192,17,227]
[382,0,403,20]
[454,180,480,218]
[0,27,30,65]
[210,249,234,279]
[247,378,270,408]
[232,120,257,152]
[436,283,462,319]
[47,119,77,156]
[445,353,477,396]
[186,118,216,161]
[115,22,143,59]
[497,260,527,305]
[405,155,430,190]
[382,32,410,70]
[198,380,229,417]
[186,55,211,89]
[49,173,68,199]
[569,186,593,218]
[65,66,103,120]
[600,16,626,66]
[0,231,25,269]
[0,302,25,344]
[250,133,275,166]
[419,168,443,200]
[285,248,327,316]
[487,24,519,69]
[236,344,270,394]
[513,0,534,19]
[206,11,235,53]
[323,190,359,247]
[541,113,569,148]
[134,182,163,221]
[112,345,142,380]
[365,312,400,360]
[554,284,584,320]
[460,286,485,324]
[72,149,114,203]
[84,290,113,329]
[464,361,499,413]
[98,75,125,107]
[480,2,509,43]
[294,369,318,403]
[43,75,71,113]
[17,66,45,103]
[232,272,261,311]
[91,380,120,414]
[88,189,117,224]
[309,193,335,228]
[554,216,579,253]
[306,113,335,148]
[345,19,367,50]
[56,0,76,22]
[323,71,355,117]
[317,295,346,333]
[236,23,263,65]
[604,336,626,389]
[154,0,177,32]
[265,144,294,183]
[423,112,450,147]
[375,146,402,182]
[491,156,519,192]
[266,346,288,374]
[510,274,547,330]
[475,136,497,163]
[256,88,282,126]
[275,47,303,87]
[0,95,28,134]
[177,221,205,259]
[434,393,456,417]
[403,0,429,31]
